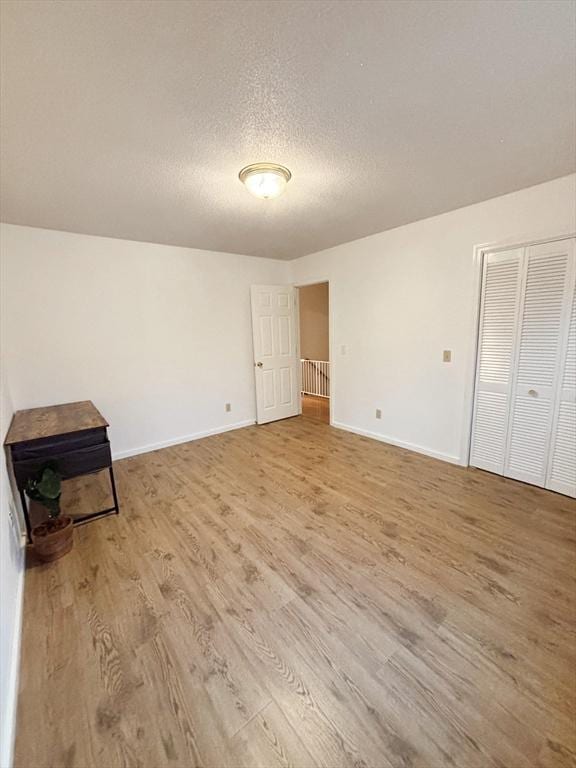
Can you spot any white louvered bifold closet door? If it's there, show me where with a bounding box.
[470,248,522,474]
[505,241,573,487]
[471,237,576,497]
[546,242,576,497]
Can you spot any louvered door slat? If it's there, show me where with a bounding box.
[470,249,522,474]
[505,240,573,488]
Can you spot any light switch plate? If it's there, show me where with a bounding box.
[225,402,231,412]
[376,408,382,419]
[443,350,452,363]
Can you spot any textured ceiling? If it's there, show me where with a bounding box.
[1,0,575,260]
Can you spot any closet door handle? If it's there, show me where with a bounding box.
[528,389,538,396]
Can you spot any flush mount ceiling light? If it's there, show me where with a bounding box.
[239,163,291,199]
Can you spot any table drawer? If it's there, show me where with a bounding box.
[11,427,107,461]
[13,441,112,487]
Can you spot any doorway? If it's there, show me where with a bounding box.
[297,281,330,424]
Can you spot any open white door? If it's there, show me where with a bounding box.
[250,285,300,424]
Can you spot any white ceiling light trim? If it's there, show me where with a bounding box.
[239,163,291,199]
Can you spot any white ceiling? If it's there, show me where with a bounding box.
[1,0,574,260]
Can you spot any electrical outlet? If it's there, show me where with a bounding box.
[225,402,231,412]
[443,350,452,363]
[8,499,16,526]
[375,408,382,419]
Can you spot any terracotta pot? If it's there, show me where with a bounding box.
[32,516,73,562]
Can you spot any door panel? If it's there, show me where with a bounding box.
[505,241,572,487]
[506,393,552,483]
[283,369,293,404]
[263,370,275,409]
[260,316,273,356]
[470,249,522,474]
[251,285,300,424]
[547,254,576,497]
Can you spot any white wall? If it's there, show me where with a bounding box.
[0,366,25,768]
[298,282,329,360]
[290,174,576,464]
[0,225,289,458]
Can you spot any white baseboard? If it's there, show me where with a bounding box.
[1,547,25,768]
[113,418,462,466]
[332,421,462,465]
[112,419,256,461]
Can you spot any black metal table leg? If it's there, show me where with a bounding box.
[19,488,32,544]
[109,465,120,514]
[70,466,120,526]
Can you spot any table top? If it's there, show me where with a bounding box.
[4,400,108,445]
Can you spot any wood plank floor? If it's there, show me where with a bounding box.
[14,416,576,768]
[301,394,330,424]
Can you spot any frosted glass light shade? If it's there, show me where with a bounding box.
[239,163,291,199]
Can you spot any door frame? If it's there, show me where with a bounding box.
[461,231,576,467]
[294,278,334,425]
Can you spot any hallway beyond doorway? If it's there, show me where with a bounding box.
[298,281,330,426]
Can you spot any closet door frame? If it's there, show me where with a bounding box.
[461,231,576,469]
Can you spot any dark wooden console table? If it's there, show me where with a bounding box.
[5,400,120,542]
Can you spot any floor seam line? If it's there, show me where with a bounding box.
[228,699,272,740]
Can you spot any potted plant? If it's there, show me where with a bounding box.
[25,464,73,562]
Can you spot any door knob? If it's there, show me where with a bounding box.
[256,361,263,368]
[528,389,537,396]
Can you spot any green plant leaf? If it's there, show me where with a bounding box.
[25,464,62,518]
[37,467,61,499]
